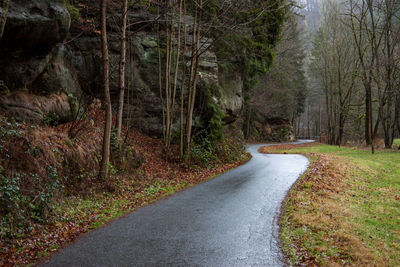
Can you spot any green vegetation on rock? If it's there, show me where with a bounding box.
[64,0,80,22]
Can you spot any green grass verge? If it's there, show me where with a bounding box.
[15,179,189,262]
[393,138,400,147]
[278,144,400,266]
[56,179,188,231]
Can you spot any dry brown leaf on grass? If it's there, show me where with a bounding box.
[258,142,316,154]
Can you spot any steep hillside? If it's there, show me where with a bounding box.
[0,104,248,266]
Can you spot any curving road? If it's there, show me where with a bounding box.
[42,141,311,267]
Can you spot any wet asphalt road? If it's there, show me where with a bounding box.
[42,142,311,267]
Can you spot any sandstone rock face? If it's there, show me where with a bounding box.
[253,117,295,142]
[70,33,165,136]
[0,91,73,123]
[32,45,82,96]
[0,0,76,123]
[0,6,244,136]
[0,0,70,53]
[0,0,72,90]
[68,30,240,137]
[0,48,54,90]
[219,72,243,124]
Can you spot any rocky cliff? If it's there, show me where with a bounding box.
[0,0,77,122]
[0,0,243,138]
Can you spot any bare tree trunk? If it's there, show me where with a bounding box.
[116,0,129,141]
[366,0,380,154]
[124,34,135,143]
[0,0,9,40]
[330,82,337,145]
[297,117,300,137]
[99,0,112,180]
[163,0,182,150]
[338,111,344,147]
[325,87,333,145]
[246,107,251,139]
[319,102,322,142]
[396,95,400,139]
[169,0,183,147]
[185,7,198,153]
[179,0,187,158]
[383,97,394,148]
[369,90,374,154]
[382,3,396,149]
[185,2,202,152]
[349,0,374,148]
[395,95,400,150]
[124,36,133,143]
[337,55,342,147]
[164,0,174,149]
[157,5,166,142]
[364,80,373,147]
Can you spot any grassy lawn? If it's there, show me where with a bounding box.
[265,144,400,266]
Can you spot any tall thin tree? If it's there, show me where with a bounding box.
[116,0,129,141]
[99,0,112,179]
[180,0,187,158]
[185,0,202,152]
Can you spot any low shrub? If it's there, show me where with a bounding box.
[0,166,63,239]
[188,134,246,168]
[0,115,100,239]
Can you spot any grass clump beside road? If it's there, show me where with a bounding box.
[393,138,400,147]
[260,143,400,266]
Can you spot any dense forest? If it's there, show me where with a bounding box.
[299,0,400,153]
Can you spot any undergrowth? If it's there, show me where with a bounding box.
[0,108,249,266]
[0,104,142,241]
[188,135,246,169]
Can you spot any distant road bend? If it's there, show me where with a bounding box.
[42,141,313,266]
